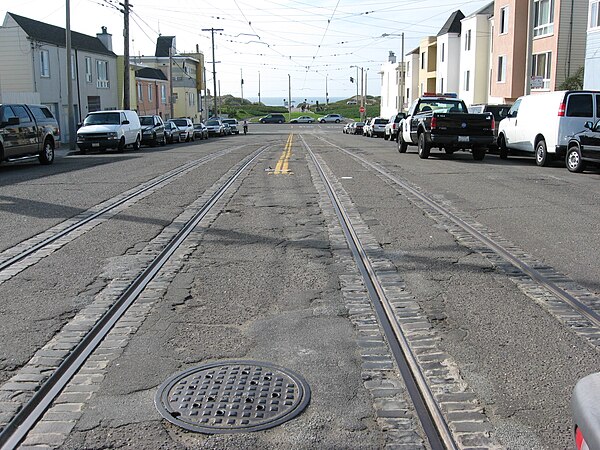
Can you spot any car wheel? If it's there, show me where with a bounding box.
[566,145,586,173]
[161,134,166,146]
[335,119,340,123]
[117,137,126,153]
[132,135,141,150]
[278,120,283,124]
[38,138,55,165]
[398,133,408,153]
[150,133,157,147]
[191,133,195,142]
[498,135,508,159]
[472,146,485,161]
[384,133,389,141]
[417,133,430,159]
[535,139,549,167]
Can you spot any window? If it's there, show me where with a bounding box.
[465,29,472,51]
[96,60,108,88]
[40,49,50,77]
[500,6,509,34]
[508,98,521,118]
[421,52,425,69]
[441,43,445,62]
[464,71,470,91]
[85,57,92,82]
[566,94,593,117]
[596,94,600,117]
[406,61,410,73]
[497,55,506,82]
[138,83,143,101]
[440,78,444,93]
[29,106,53,121]
[11,105,32,122]
[590,1,600,29]
[161,85,167,104]
[533,0,554,36]
[148,84,152,101]
[71,52,76,79]
[532,52,552,89]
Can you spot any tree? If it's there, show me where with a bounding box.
[559,67,584,90]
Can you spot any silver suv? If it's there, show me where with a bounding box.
[366,117,388,138]
[318,114,343,123]
[221,118,239,134]
[170,118,194,142]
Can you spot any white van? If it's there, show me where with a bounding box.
[77,110,142,153]
[497,90,600,166]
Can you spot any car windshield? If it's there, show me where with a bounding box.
[139,117,154,125]
[171,119,188,126]
[194,124,203,129]
[418,100,466,114]
[374,119,388,124]
[486,106,511,121]
[356,122,364,126]
[83,112,121,126]
[206,120,220,126]
[222,119,236,124]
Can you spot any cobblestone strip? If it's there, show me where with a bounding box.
[1,151,263,449]
[307,149,501,449]
[0,146,244,286]
[338,148,600,350]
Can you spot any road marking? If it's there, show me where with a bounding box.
[273,134,293,175]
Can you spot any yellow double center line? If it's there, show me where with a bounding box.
[273,134,293,175]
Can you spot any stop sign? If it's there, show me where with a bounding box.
[359,106,365,113]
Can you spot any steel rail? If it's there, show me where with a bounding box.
[0,146,268,449]
[303,137,456,450]
[317,136,600,329]
[0,145,246,275]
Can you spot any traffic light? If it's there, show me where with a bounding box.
[350,76,354,83]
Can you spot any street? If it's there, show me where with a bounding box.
[0,124,599,449]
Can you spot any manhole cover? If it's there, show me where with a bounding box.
[155,361,311,433]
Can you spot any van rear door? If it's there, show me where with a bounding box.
[558,93,595,155]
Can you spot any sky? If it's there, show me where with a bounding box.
[1,0,494,101]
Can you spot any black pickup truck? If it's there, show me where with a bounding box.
[397,95,495,160]
[0,103,60,165]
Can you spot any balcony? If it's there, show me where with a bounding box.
[97,80,109,89]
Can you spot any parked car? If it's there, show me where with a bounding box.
[139,114,166,146]
[0,103,60,165]
[170,118,194,142]
[318,114,343,123]
[346,100,357,105]
[343,122,354,133]
[571,372,600,450]
[565,119,600,172]
[468,104,512,152]
[221,118,239,134]
[164,121,184,143]
[290,116,314,124]
[498,90,600,165]
[77,110,141,153]
[397,94,494,160]
[353,122,365,135]
[259,113,285,124]
[205,118,226,136]
[223,122,232,135]
[193,123,209,140]
[366,117,389,138]
[384,113,407,141]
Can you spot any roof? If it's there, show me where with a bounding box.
[6,12,115,56]
[135,67,168,80]
[437,10,465,36]
[471,2,494,17]
[155,36,175,57]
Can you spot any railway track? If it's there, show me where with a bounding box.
[315,135,600,333]
[0,146,269,449]
[0,144,249,285]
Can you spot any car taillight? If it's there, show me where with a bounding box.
[558,101,566,117]
[575,427,587,450]
[491,117,496,131]
[431,117,437,129]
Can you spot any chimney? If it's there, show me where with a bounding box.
[97,26,112,51]
[388,51,396,64]
[196,44,199,53]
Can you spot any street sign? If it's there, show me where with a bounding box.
[359,106,365,113]
[530,76,544,89]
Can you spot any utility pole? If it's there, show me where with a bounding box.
[169,45,174,119]
[288,74,292,121]
[122,0,131,110]
[218,80,221,116]
[400,32,405,112]
[258,71,261,104]
[65,0,75,149]
[524,0,534,95]
[326,74,329,105]
[240,68,244,102]
[360,67,364,121]
[202,27,224,118]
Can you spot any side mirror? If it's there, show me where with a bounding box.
[122,120,130,125]
[77,122,83,128]
[584,121,594,130]
[7,117,19,126]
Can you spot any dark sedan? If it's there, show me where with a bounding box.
[566,120,600,172]
[353,122,365,135]
[193,123,209,140]
[139,114,166,146]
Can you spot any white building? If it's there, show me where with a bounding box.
[379,51,401,118]
[404,48,420,107]
[459,2,494,105]
[584,0,600,89]
[436,10,465,94]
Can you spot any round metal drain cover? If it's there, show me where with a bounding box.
[155,360,311,433]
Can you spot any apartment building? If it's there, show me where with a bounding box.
[583,0,600,88]
[436,10,465,95]
[404,49,420,107]
[459,2,494,105]
[491,0,588,103]
[0,13,118,140]
[379,52,401,118]
[135,68,169,118]
[418,37,438,96]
